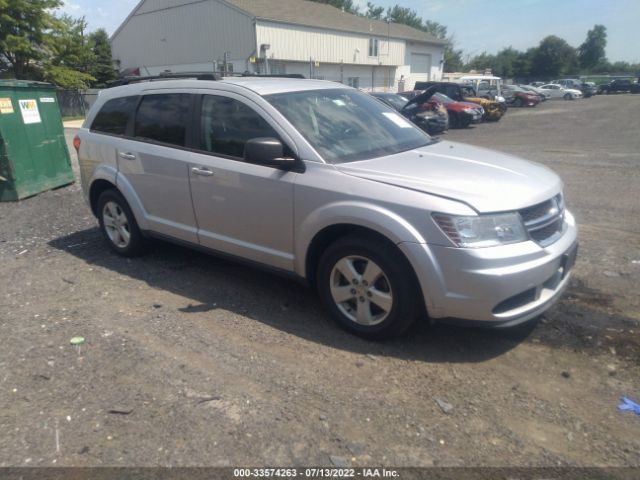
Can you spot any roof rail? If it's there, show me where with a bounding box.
[107,72,221,87]
[107,71,306,88]
[239,73,306,79]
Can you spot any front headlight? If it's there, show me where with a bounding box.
[433,212,527,248]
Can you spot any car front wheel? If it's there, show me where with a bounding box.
[317,235,421,339]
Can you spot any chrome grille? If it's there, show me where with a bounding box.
[519,194,565,247]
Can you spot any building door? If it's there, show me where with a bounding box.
[410,53,431,82]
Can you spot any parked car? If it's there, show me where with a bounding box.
[370,90,448,135]
[530,81,545,87]
[458,75,506,103]
[551,79,583,90]
[407,91,484,128]
[518,85,550,101]
[579,82,598,98]
[502,85,540,107]
[414,81,505,121]
[76,77,577,339]
[598,79,640,94]
[539,84,583,100]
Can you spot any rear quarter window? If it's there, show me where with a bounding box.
[90,96,139,135]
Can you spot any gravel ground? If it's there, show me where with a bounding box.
[0,94,639,468]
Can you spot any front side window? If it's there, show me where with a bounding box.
[267,88,433,164]
[91,96,139,136]
[134,93,191,147]
[200,95,279,158]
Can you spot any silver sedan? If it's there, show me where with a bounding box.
[539,84,583,100]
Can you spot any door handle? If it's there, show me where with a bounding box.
[191,167,214,176]
[118,152,136,160]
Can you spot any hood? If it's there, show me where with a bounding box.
[335,141,562,213]
[402,85,439,110]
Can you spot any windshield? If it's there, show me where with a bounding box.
[266,89,433,164]
[432,92,453,104]
[383,94,409,110]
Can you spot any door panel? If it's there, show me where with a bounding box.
[189,153,296,270]
[118,139,197,242]
[188,94,296,271]
[117,93,198,243]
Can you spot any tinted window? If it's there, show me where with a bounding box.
[91,96,138,135]
[134,94,191,146]
[200,95,279,158]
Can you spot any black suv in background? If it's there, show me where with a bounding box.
[598,79,640,94]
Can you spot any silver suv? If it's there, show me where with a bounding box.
[76,77,578,339]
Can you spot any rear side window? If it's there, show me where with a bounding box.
[91,96,139,135]
[134,93,191,147]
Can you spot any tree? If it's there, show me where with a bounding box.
[306,0,360,14]
[0,0,62,78]
[531,36,578,78]
[466,52,497,73]
[444,43,464,72]
[385,5,423,30]
[578,24,607,71]
[365,2,384,20]
[89,29,117,86]
[43,14,95,88]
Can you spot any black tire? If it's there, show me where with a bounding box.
[459,115,472,128]
[316,235,421,339]
[563,93,572,100]
[97,189,147,257]
[514,97,523,107]
[448,112,458,129]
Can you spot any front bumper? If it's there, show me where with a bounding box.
[399,210,578,326]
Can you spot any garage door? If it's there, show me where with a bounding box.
[410,53,431,75]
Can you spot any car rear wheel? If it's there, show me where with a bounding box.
[97,189,147,257]
[316,235,421,339]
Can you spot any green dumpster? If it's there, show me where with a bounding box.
[0,80,74,201]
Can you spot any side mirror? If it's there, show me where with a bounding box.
[244,137,296,170]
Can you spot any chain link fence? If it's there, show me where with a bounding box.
[56,89,100,118]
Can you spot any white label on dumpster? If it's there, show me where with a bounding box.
[19,99,41,124]
[0,98,13,114]
[40,97,55,103]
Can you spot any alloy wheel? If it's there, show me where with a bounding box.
[329,255,393,326]
[102,201,131,248]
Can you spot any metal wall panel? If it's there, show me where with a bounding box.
[112,0,255,71]
[256,20,406,66]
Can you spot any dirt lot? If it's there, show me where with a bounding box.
[1,94,639,468]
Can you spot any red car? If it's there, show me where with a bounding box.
[503,85,540,107]
[404,91,484,128]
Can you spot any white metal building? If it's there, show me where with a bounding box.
[110,0,446,91]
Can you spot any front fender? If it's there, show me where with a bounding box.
[295,200,427,277]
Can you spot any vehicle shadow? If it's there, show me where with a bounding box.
[49,228,589,364]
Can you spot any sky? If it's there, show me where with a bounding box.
[59,0,639,63]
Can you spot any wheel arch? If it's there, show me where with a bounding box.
[297,202,427,277]
[89,179,117,217]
